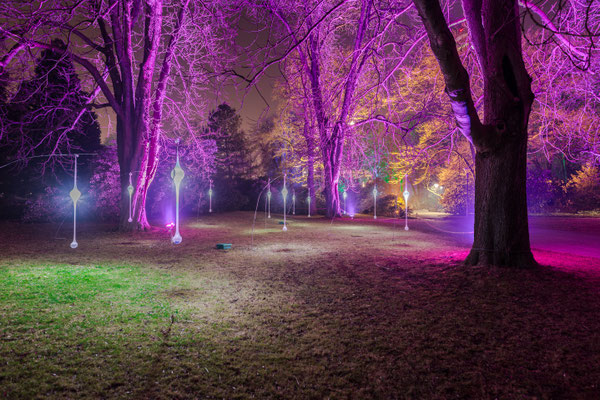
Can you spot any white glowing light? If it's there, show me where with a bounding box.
[69,155,81,249]
[171,144,185,244]
[373,186,378,219]
[267,178,272,218]
[403,174,410,231]
[433,183,439,189]
[282,174,288,231]
[208,179,213,213]
[127,172,134,223]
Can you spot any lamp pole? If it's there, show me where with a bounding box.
[171,142,185,244]
[343,189,347,215]
[127,172,134,223]
[69,155,81,249]
[403,174,409,231]
[267,178,272,218]
[282,174,288,231]
[307,190,311,218]
[208,179,213,213]
[373,185,378,219]
[292,189,296,215]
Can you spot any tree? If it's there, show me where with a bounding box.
[0,0,235,230]
[240,0,418,217]
[0,39,101,218]
[411,0,598,266]
[208,103,253,180]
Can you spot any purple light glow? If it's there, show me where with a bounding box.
[347,202,356,217]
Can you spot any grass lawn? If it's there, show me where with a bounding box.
[1,212,600,399]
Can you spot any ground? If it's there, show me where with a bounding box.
[1,211,600,399]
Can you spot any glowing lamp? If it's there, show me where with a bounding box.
[403,174,410,231]
[69,155,81,249]
[208,179,213,213]
[127,172,134,223]
[373,186,378,219]
[171,145,185,244]
[282,175,288,231]
[433,183,439,189]
[70,186,81,203]
[267,178,272,218]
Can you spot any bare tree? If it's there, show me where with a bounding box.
[412,0,598,266]
[0,0,234,230]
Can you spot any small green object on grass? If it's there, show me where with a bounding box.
[216,243,232,250]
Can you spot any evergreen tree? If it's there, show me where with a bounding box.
[0,39,101,219]
[208,103,253,180]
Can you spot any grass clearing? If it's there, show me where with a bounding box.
[1,212,600,398]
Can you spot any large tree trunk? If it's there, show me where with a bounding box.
[466,134,534,266]
[322,147,341,217]
[465,0,536,267]
[414,0,537,267]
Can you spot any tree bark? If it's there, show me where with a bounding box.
[414,0,538,267]
[305,117,317,214]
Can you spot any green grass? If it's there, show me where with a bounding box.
[1,214,600,398]
[0,264,191,399]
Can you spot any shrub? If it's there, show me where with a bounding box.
[88,145,120,221]
[565,164,600,211]
[22,186,70,223]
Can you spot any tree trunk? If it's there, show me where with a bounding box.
[323,159,341,217]
[414,0,538,267]
[305,120,317,214]
[465,133,535,266]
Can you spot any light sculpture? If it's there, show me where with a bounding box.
[343,189,347,215]
[307,192,311,217]
[69,155,81,249]
[373,185,378,219]
[208,179,213,213]
[292,190,296,215]
[127,172,134,223]
[281,174,288,231]
[267,178,272,218]
[171,143,185,244]
[403,174,410,231]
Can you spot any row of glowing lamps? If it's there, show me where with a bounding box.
[68,152,410,247]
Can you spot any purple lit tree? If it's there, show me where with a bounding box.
[239,0,417,217]
[0,0,236,230]
[413,0,598,266]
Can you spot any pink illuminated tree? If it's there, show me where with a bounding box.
[413,0,598,266]
[0,0,235,230]
[238,0,418,217]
